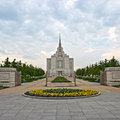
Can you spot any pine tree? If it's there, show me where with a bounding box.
[3,57,11,67]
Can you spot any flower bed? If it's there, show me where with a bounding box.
[24,88,99,97]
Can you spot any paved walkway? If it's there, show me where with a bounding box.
[0,78,120,120]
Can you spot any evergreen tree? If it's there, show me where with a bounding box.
[1,57,45,76]
[3,57,11,67]
[76,56,120,77]
[11,59,17,68]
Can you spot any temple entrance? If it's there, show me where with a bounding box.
[58,71,62,76]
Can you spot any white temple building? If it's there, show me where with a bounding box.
[47,34,74,76]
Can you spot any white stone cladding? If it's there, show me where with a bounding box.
[47,35,74,76]
[100,67,120,86]
[0,68,21,87]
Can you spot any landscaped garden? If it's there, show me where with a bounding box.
[0,86,7,90]
[24,88,99,97]
[51,76,71,83]
[76,57,120,83]
[77,76,100,83]
[1,57,45,83]
[0,86,4,90]
[21,75,45,83]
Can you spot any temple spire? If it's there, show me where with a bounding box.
[59,33,61,47]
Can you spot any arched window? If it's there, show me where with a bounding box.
[59,48,61,52]
[58,54,62,58]
[58,61,62,68]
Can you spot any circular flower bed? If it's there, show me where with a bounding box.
[24,88,100,98]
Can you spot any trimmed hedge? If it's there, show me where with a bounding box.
[77,76,100,82]
[51,76,71,83]
[22,76,45,83]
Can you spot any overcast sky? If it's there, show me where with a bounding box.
[0,0,120,70]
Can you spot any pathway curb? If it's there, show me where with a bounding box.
[22,92,101,100]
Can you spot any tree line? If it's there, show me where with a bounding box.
[0,57,45,76]
[76,56,120,77]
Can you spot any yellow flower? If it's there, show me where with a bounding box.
[27,89,99,97]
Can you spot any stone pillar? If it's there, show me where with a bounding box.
[15,71,21,86]
[74,71,76,86]
[0,68,21,87]
[46,71,48,86]
[100,67,120,86]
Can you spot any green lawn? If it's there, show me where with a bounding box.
[117,85,120,88]
[22,76,45,83]
[51,76,71,83]
[77,76,100,83]
[0,86,5,90]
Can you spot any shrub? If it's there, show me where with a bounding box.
[77,76,100,82]
[22,76,45,83]
[51,76,71,83]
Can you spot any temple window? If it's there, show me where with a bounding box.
[58,54,62,57]
[58,61,62,68]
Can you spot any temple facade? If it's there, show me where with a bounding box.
[47,34,74,76]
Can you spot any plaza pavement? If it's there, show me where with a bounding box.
[0,78,120,120]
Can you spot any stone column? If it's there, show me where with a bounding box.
[74,71,76,86]
[46,71,48,86]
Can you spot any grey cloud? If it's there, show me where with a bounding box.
[22,55,38,60]
[0,0,120,69]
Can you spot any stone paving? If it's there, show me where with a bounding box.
[0,78,120,120]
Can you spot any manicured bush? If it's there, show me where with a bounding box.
[77,76,100,83]
[22,76,45,83]
[0,86,4,90]
[51,76,71,83]
[0,86,8,90]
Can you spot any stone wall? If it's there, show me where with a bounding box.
[100,71,107,85]
[15,72,21,86]
[0,68,21,87]
[100,67,120,86]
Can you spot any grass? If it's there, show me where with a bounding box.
[0,86,5,90]
[77,76,100,83]
[110,81,120,82]
[22,76,45,83]
[51,76,71,83]
[115,85,120,88]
